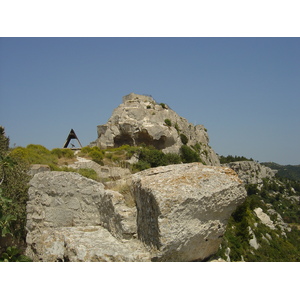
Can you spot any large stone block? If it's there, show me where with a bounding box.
[132,163,247,261]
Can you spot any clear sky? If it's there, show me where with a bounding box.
[1,37,299,165]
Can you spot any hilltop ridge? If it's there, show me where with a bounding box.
[91,93,220,166]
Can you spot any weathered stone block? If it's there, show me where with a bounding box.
[132,163,247,261]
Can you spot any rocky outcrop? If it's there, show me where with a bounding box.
[68,157,131,180]
[224,161,276,185]
[26,226,151,262]
[131,163,246,261]
[28,164,50,176]
[91,93,220,166]
[26,164,246,262]
[26,171,141,261]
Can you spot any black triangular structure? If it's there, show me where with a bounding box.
[63,129,83,149]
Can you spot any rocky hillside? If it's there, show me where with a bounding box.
[224,161,277,185]
[211,159,300,261]
[262,162,300,181]
[91,93,220,166]
[2,96,300,262]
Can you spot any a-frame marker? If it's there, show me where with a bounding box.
[63,129,83,149]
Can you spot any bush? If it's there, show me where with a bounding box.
[10,145,58,166]
[180,145,201,163]
[0,128,30,259]
[246,184,259,196]
[133,160,151,172]
[0,246,32,262]
[89,149,104,164]
[138,147,168,168]
[219,155,254,164]
[80,146,92,154]
[164,153,182,165]
[132,147,182,171]
[76,168,99,181]
[180,134,188,145]
[164,119,172,127]
[51,148,74,159]
[79,146,104,164]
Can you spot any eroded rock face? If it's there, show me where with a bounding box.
[26,226,150,262]
[92,93,220,166]
[68,159,131,180]
[225,161,277,185]
[26,171,140,261]
[131,163,247,261]
[26,164,247,262]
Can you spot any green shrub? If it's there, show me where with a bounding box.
[180,145,201,163]
[133,160,151,172]
[0,246,32,262]
[10,145,58,166]
[0,129,30,255]
[180,134,188,145]
[0,127,9,154]
[174,123,180,133]
[219,155,254,164]
[246,184,259,196]
[160,103,167,109]
[138,147,168,168]
[164,153,182,165]
[89,149,104,164]
[76,168,99,181]
[51,148,74,159]
[80,146,92,154]
[125,146,140,159]
[164,119,172,127]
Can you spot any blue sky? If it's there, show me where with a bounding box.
[0,37,299,165]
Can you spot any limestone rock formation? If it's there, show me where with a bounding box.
[91,93,220,166]
[26,171,141,261]
[224,161,277,185]
[68,157,131,180]
[26,164,246,262]
[28,164,50,176]
[26,226,151,262]
[131,163,247,261]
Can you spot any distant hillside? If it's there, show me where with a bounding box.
[262,162,300,181]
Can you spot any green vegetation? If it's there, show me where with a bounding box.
[262,162,300,181]
[219,154,254,164]
[159,103,167,109]
[174,123,180,133]
[0,126,32,261]
[50,148,74,159]
[214,174,300,262]
[79,146,104,164]
[180,145,201,163]
[180,133,188,145]
[79,144,200,173]
[10,144,58,166]
[133,146,181,171]
[0,246,32,262]
[164,119,172,127]
[191,142,201,152]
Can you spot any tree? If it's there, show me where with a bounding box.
[0,126,30,246]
